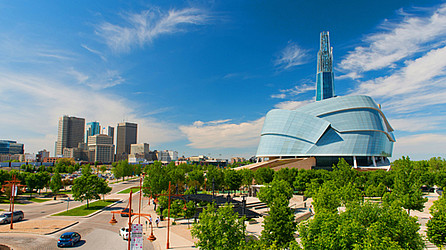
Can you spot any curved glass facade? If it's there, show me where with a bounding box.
[256,95,395,158]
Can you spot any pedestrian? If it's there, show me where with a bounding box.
[149,216,152,225]
[155,217,160,227]
[309,205,313,215]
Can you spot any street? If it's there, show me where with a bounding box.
[0,178,155,250]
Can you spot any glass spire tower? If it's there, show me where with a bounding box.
[316,31,335,101]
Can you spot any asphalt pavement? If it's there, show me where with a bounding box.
[0,178,156,250]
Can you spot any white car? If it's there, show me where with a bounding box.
[119,227,129,240]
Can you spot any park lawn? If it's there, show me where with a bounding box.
[118,187,140,194]
[52,199,118,216]
[0,196,27,205]
[29,197,51,203]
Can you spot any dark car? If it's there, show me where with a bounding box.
[57,232,81,247]
[0,211,24,224]
[120,208,133,217]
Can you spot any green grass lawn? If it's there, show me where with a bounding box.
[52,199,118,216]
[29,197,51,203]
[118,187,141,194]
[0,196,27,205]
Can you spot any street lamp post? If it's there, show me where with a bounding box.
[1,175,26,230]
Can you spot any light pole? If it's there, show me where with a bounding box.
[1,175,26,230]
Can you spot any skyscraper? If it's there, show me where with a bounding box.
[101,126,115,146]
[85,121,100,143]
[56,116,85,156]
[316,31,335,101]
[88,134,114,163]
[116,122,137,161]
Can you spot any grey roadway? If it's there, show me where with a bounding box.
[0,178,155,250]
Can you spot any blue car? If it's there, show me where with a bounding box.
[57,232,81,247]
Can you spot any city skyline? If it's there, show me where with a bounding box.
[1,0,446,160]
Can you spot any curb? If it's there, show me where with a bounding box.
[82,199,123,218]
[47,198,122,217]
[44,221,79,235]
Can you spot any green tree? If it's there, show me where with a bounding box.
[191,203,246,250]
[72,174,103,208]
[0,170,10,186]
[97,177,112,200]
[49,172,63,194]
[258,179,296,248]
[111,163,124,180]
[224,169,243,193]
[186,169,204,191]
[384,156,427,215]
[436,171,446,189]
[299,202,424,250]
[185,200,196,226]
[143,161,169,197]
[239,168,254,190]
[25,173,38,196]
[427,195,446,248]
[81,164,92,176]
[254,167,274,184]
[206,167,225,191]
[35,172,51,194]
[100,165,107,174]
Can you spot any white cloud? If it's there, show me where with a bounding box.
[271,93,286,99]
[392,133,446,160]
[179,118,264,149]
[340,4,446,77]
[96,8,209,53]
[275,42,310,70]
[68,68,125,90]
[352,45,446,113]
[81,44,107,61]
[388,117,443,132]
[0,71,182,154]
[274,100,312,110]
[271,83,315,99]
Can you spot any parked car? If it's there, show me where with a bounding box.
[120,208,133,217]
[57,232,81,247]
[119,227,129,240]
[0,211,24,224]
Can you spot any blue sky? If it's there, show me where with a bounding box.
[1,0,446,160]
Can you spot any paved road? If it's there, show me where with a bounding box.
[0,178,155,250]
[0,178,139,219]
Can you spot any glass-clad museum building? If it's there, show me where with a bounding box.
[256,95,395,168]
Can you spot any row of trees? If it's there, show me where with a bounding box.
[111,160,141,181]
[191,157,446,249]
[191,178,299,249]
[140,156,446,200]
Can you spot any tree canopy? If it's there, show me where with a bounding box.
[191,203,246,250]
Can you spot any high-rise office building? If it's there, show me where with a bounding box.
[0,140,24,155]
[116,122,137,161]
[56,116,85,156]
[86,122,101,143]
[316,31,335,101]
[88,134,114,163]
[101,126,115,146]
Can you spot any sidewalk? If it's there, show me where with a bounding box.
[139,201,196,250]
[0,219,78,235]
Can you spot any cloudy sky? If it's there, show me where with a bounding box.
[1,0,445,161]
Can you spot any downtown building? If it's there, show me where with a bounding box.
[85,121,101,142]
[116,122,137,161]
[0,140,24,155]
[55,115,85,156]
[255,31,395,169]
[88,134,114,163]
